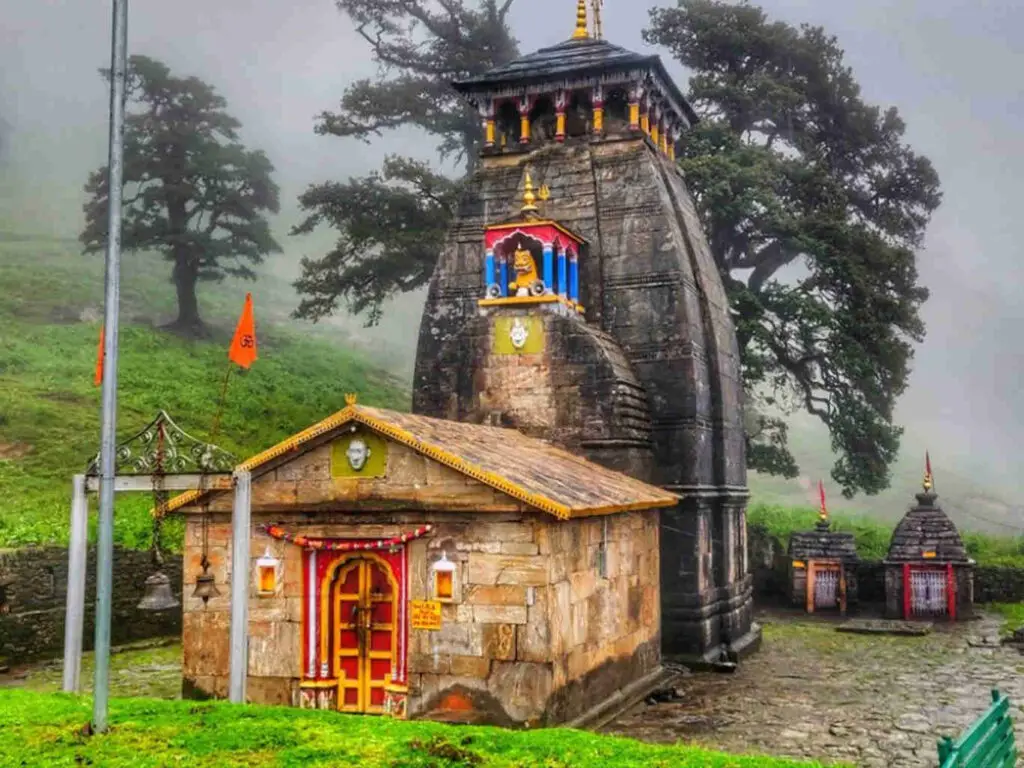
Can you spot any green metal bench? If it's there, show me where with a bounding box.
[938,689,1017,768]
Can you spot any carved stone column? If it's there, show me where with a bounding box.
[591,83,604,136]
[555,90,567,142]
[518,95,532,144]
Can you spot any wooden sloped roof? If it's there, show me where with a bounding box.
[163,399,678,519]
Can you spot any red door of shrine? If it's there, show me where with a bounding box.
[331,555,398,714]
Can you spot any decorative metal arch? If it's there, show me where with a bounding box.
[85,410,237,477]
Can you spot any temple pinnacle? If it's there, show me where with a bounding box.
[572,0,589,39]
[521,172,539,215]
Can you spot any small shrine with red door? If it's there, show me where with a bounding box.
[171,397,676,725]
[883,462,975,621]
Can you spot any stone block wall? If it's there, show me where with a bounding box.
[541,509,661,722]
[182,505,660,726]
[0,546,181,663]
[181,513,302,705]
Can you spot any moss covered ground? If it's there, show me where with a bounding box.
[0,689,840,767]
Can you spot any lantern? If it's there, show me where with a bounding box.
[431,551,456,601]
[256,547,280,596]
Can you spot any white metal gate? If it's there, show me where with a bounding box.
[814,568,839,609]
[910,569,947,616]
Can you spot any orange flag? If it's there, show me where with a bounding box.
[228,293,257,369]
[94,325,105,387]
[818,479,827,516]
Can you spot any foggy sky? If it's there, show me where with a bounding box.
[1,0,1022,492]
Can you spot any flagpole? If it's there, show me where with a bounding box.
[92,0,129,734]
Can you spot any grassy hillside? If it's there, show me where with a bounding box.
[0,690,838,768]
[0,229,409,549]
[749,412,1023,537]
[748,501,1024,567]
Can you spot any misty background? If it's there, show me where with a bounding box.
[1,0,1021,523]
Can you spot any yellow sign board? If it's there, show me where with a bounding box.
[409,600,442,630]
[922,550,937,559]
[792,560,805,569]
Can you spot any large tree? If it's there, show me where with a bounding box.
[295,0,941,497]
[81,55,281,337]
[292,0,517,323]
[644,1,941,495]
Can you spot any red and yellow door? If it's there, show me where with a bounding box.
[330,555,398,714]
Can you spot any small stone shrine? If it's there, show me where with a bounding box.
[883,459,974,621]
[787,483,858,614]
[170,398,675,725]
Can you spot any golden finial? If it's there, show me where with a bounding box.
[344,393,357,406]
[923,450,933,492]
[521,172,539,214]
[572,0,589,39]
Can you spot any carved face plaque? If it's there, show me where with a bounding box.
[509,317,529,349]
[346,438,371,471]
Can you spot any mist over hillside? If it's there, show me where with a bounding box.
[1,0,1021,526]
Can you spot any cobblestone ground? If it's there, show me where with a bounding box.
[606,608,1024,767]
[0,638,181,700]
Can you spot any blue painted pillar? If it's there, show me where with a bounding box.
[542,244,554,293]
[498,259,509,297]
[557,249,568,297]
[484,248,495,291]
[570,253,579,303]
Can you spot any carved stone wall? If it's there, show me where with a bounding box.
[413,136,753,661]
[422,309,655,481]
[0,546,181,663]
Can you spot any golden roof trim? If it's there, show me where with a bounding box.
[161,405,678,519]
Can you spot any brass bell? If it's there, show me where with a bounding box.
[137,570,180,612]
[192,569,220,604]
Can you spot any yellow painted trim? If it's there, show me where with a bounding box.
[565,496,680,518]
[478,294,560,306]
[485,220,585,245]
[478,294,581,313]
[164,404,679,520]
[300,679,339,689]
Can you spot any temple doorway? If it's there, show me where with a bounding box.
[329,554,399,714]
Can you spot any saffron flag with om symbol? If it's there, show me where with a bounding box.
[228,293,258,369]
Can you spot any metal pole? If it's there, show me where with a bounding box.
[62,475,89,693]
[92,0,128,733]
[228,470,252,703]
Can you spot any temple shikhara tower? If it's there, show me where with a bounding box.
[413,2,758,661]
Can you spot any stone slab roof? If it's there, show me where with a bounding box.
[452,38,699,125]
[163,400,678,520]
[884,492,972,564]
[788,526,859,562]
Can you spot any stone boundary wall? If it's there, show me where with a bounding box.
[0,546,182,663]
[749,525,1024,606]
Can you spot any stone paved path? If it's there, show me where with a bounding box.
[606,609,1024,767]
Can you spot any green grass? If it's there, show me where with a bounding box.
[983,603,1024,637]
[0,231,409,550]
[747,501,1024,568]
[0,690,838,768]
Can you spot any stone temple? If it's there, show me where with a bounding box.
[412,1,759,662]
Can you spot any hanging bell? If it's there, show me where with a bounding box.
[137,570,180,612]
[192,565,220,605]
